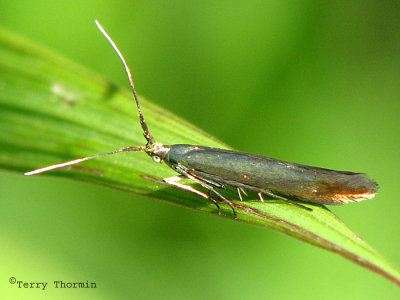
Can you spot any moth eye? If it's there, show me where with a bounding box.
[152,156,161,163]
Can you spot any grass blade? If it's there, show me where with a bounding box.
[0,27,399,286]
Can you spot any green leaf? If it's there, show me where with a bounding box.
[1,26,399,286]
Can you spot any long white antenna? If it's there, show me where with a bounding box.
[94,20,155,145]
[24,146,145,176]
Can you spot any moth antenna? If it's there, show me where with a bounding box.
[95,20,155,145]
[24,146,145,176]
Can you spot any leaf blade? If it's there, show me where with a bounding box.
[0,27,399,286]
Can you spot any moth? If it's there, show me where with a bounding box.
[25,20,378,217]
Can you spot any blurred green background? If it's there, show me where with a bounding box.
[1,0,400,299]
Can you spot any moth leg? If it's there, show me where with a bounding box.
[205,190,221,215]
[237,188,248,201]
[258,192,265,203]
[188,173,225,189]
[211,188,237,218]
[173,166,237,217]
[237,188,243,201]
[186,173,237,218]
[261,190,313,211]
[163,175,221,214]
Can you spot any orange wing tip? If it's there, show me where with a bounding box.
[332,192,377,203]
